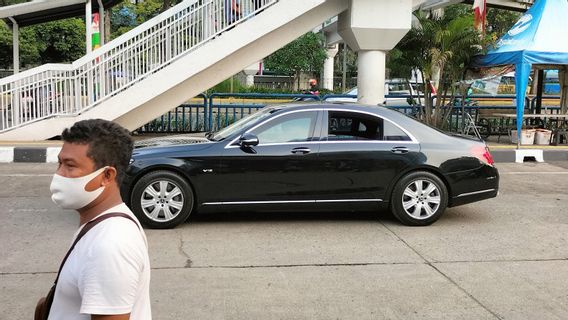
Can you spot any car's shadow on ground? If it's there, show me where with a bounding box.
[186,209,398,224]
[184,206,487,226]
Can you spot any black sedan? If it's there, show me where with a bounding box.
[122,103,499,229]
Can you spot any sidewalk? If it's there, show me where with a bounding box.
[1,136,567,163]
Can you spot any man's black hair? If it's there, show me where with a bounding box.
[61,119,134,184]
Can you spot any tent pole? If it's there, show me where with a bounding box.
[515,63,531,150]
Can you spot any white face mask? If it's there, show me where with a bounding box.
[50,166,109,210]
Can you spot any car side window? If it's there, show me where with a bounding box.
[383,120,412,141]
[252,111,318,144]
[327,111,410,141]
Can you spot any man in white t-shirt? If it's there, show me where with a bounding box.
[46,119,151,320]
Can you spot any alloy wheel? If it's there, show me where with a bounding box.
[140,180,184,223]
[401,179,441,219]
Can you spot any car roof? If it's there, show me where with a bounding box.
[268,102,397,117]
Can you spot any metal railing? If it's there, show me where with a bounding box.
[135,93,563,135]
[137,94,208,133]
[208,93,321,131]
[0,0,278,132]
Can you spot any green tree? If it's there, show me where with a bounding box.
[264,32,327,88]
[335,44,358,90]
[393,10,482,127]
[486,8,521,42]
[0,20,40,69]
[30,19,86,64]
[110,0,183,39]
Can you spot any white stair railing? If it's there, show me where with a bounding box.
[0,0,277,132]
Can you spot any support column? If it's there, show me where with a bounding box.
[243,61,261,87]
[338,0,413,105]
[357,50,386,105]
[9,18,19,74]
[97,0,105,45]
[86,0,93,54]
[322,44,338,91]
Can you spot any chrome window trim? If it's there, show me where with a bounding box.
[319,140,418,145]
[202,199,383,206]
[455,189,496,198]
[226,140,418,148]
[316,199,383,203]
[224,107,420,149]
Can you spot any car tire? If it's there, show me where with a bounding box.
[390,171,448,226]
[131,170,194,229]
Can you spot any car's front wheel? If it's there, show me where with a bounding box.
[391,171,448,226]
[131,170,194,229]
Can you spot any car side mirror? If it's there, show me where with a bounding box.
[239,133,259,147]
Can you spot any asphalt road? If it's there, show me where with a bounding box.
[1,162,567,320]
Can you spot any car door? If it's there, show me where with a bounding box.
[316,109,421,202]
[215,109,322,204]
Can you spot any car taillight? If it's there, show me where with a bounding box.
[472,145,494,166]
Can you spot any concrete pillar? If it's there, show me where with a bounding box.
[86,0,92,54]
[338,0,413,105]
[97,0,105,45]
[357,51,386,105]
[243,61,261,87]
[9,18,19,74]
[322,44,338,91]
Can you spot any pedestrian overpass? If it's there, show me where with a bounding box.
[0,0,533,141]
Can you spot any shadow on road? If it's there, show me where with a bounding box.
[186,209,398,224]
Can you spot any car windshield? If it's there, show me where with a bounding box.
[209,107,277,141]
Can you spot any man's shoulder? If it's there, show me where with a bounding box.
[87,211,144,247]
[83,219,146,264]
[93,203,142,229]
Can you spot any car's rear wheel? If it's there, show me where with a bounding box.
[391,171,448,226]
[131,170,193,229]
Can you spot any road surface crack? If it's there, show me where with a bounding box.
[381,221,504,320]
[176,230,192,268]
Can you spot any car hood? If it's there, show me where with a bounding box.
[132,135,216,158]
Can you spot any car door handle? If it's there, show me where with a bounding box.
[391,146,409,154]
[291,147,311,154]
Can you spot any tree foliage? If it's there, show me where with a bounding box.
[486,7,521,42]
[0,0,181,70]
[392,8,482,127]
[33,19,86,64]
[264,32,327,86]
[110,0,184,38]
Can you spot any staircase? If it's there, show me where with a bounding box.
[0,0,348,140]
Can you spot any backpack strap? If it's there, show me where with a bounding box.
[53,212,139,284]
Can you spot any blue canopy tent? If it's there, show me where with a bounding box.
[472,0,568,147]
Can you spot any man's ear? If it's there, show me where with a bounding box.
[101,167,118,186]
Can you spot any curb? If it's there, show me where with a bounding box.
[491,149,568,162]
[1,146,567,163]
[0,147,61,163]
